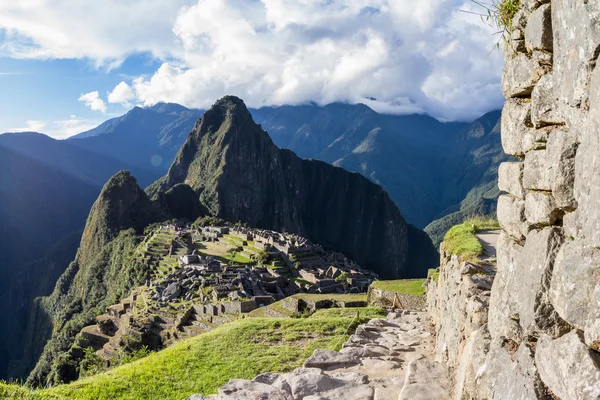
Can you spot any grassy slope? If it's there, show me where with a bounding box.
[309,307,387,319]
[442,217,500,262]
[3,317,363,400]
[370,279,426,296]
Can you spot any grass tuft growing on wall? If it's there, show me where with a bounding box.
[443,216,500,262]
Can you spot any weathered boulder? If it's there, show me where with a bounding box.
[487,341,546,400]
[524,191,560,226]
[536,331,600,400]
[547,128,579,210]
[488,232,524,341]
[303,349,359,369]
[497,195,528,240]
[501,99,534,157]
[531,74,562,127]
[525,4,553,52]
[218,379,293,400]
[550,240,600,348]
[502,53,550,98]
[552,0,600,108]
[523,150,552,191]
[498,162,525,199]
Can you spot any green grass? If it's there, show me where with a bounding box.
[443,216,500,261]
[10,317,362,400]
[291,293,367,303]
[370,279,426,296]
[427,269,440,283]
[310,307,387,319]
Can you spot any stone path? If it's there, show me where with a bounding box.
[475,230,500,259]
[191,311,451,400]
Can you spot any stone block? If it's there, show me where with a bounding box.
[522,126,550,152]
[518,227,565,337]
[501,99,534,157]
[454,327,490,400]
[523,150,552,191]
[575,66,600,247]
[547,128,579,210]
[550,240,600,348]
[488,232,524,341]
[497,195,528,240]
[525,191,560,226]
[536,331,600,400]
[498,162,524,199]
[486,341,546,399]
[525,4,553,52]
[553,0,600,107]
[531,74,562,128]
[502,53,551,98]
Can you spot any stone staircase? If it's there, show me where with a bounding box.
[187,311,452,400]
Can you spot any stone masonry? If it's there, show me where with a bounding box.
[429,1,600,398]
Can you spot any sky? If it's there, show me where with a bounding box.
[0,0,504,139]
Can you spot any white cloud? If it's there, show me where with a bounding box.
[108,81,135,106]
[0,0,505,121]
[7,117,100,139]
[78,91,107,113]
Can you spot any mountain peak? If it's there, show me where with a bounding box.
[147,102,190,114]
[78,170,163,265]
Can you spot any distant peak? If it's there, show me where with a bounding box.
[146,102,190,114]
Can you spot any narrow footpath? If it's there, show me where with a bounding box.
[195,311,450,400]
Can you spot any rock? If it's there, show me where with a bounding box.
[522,126,550,153]
[486,341,546,400]
[454,328,490,400]
[531,74,562,128]
[525,4,553,52]
[330,372,369,385]
[523,150,551,191]
[488,232,524,341]
[185,395,205,400]
[283,368,346,399]
[498,162,525,199]
[525,191,560,227]
[502,53,550,98]
[399,360,451,400]
[497,195,528,240]
[536,331,600,400]
[302,384,374,400]
[303,349,360,369]
[162,282,182,300]
[547,128,579,210]
[218,379,293,400]
[552,0,600,108]
[501,99,534,157]
[518,227,566,337]
[550,240,600,348]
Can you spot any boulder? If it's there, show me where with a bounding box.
[218,379,293,400]
[502,53,550,98]
[525,4,553,52]
[303,349,360,369]
[550,240,600,348]
[523,150,552,191]
[501,99,534,157]
[498,162,525,199]
[524,191,560,227]
[486,341,546,400]
[497,195,528,240]
[536,331,600,400]
[531,74,562,128]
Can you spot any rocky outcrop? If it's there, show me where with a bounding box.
[149,96,436,279]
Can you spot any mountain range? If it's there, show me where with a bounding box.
[0,97,504,382]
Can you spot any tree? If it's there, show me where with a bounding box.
[255,250,269,265]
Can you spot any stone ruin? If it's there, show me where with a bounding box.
[427,1,600,398]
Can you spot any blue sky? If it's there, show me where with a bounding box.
[0,0,504,139]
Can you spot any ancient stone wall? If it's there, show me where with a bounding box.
[428,1,600,399]
[492,0,600,398]
[426,249,494,399]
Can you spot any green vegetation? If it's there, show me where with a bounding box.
[255,250,269,265]
[443,216,500,262]
[291,293,367,303]
[7,317,362,400]
[191,216,226,228]
[370,279,426,296]
[310,307,387,319]
[427,269,440,283]
[335,272,350,283]
[470,0,522,49]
